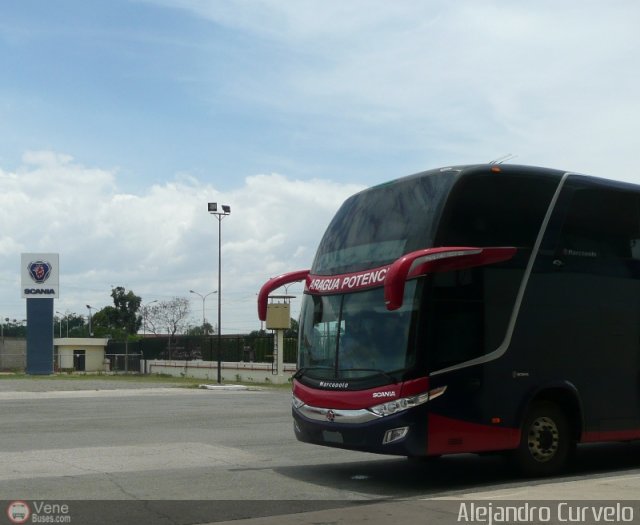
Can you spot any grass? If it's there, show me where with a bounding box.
[0,371,292,389]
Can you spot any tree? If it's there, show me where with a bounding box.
[285,318,299,339]
[186,321,215,336]
[1,318,27,338]
[65,313,88,337]
[111,286,142,335]
[145,297,191,336]
[91,307,123,339]
[91,286,142,339]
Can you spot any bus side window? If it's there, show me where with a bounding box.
[436,174,557,248]
[557,189,639,264]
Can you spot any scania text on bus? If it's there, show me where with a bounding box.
[257,164,640,476]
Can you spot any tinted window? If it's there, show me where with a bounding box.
[425,171,559,372]
[424,268,485,370]
[437,173,558,247]
[556,189,640,261]
[312,171,457,274]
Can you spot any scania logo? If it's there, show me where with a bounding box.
[325,410,336,422]
[24,288,56,295]
[27,260,52,284]
[372,391,397,399]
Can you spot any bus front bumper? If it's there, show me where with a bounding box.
[292,404,430,457]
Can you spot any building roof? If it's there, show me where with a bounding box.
[54,338,109,347]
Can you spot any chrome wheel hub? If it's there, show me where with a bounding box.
[527,416,559,463]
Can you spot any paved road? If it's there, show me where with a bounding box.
[0,377,191,391]
[1,379,640,524]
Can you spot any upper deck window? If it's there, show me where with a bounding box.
[436,173,558,248]
[312,171,456,275]
[556,188,640,261]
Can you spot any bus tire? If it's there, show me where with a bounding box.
[512,401,572,477]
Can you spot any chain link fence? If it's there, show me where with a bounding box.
[1,334,298,373]
[108,334,297,364]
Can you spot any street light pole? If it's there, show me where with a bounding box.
[86,305,94,337]
[55,311,62,337]
[56,311,69,337]
[208,202,231,384]
[189,290,217,333]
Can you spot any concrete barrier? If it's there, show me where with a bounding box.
[0,338,27,370]
[143,359,296,384]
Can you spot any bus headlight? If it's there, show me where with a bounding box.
[292,394,305,409]
[369,393,430,416]
[368,386,447,417]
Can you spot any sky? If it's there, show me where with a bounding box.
[1,1,640,333]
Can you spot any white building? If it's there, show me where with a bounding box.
[54,338,109,372]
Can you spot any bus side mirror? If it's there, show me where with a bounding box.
[384,246,517,311]
[257,269,310,321]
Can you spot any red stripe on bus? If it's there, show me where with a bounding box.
[427,413,520,455]
[581,429,640,443]
[293,377,429,410]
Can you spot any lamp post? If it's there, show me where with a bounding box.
[54,311,62,337]
[208,202,231,384]
[141,300,158,335]
[86,305,94,337]
[189,290,217,334]
[56,311,69,338]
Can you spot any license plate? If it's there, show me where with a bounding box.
[322,430,344,444]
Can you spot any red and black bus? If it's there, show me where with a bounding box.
[258,164,640,476]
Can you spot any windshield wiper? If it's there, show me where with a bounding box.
[293,366,333,380]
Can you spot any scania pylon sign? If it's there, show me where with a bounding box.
[21,253,59,299]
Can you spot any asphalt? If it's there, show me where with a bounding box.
[0,375,196,392]
[3,375,640,525]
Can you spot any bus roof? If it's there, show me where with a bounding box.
[366,163,640,195]
[311,164,640,276]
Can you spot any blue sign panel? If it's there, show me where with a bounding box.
[26,298,54,375]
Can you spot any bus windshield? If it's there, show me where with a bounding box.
[297,282,419,381]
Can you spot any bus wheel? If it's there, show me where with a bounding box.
[513,401,572,477]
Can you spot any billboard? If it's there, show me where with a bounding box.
[21,253,60,299]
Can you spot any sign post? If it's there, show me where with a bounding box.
[21,253,59,375]
[265,295,293,384]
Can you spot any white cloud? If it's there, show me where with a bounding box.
[5,0,640,332]
[145,0,640,180]
[0,152,362,332]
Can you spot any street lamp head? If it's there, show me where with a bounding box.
[190,289,217,298]
[86,304,92,310]
[208,202,231,216]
